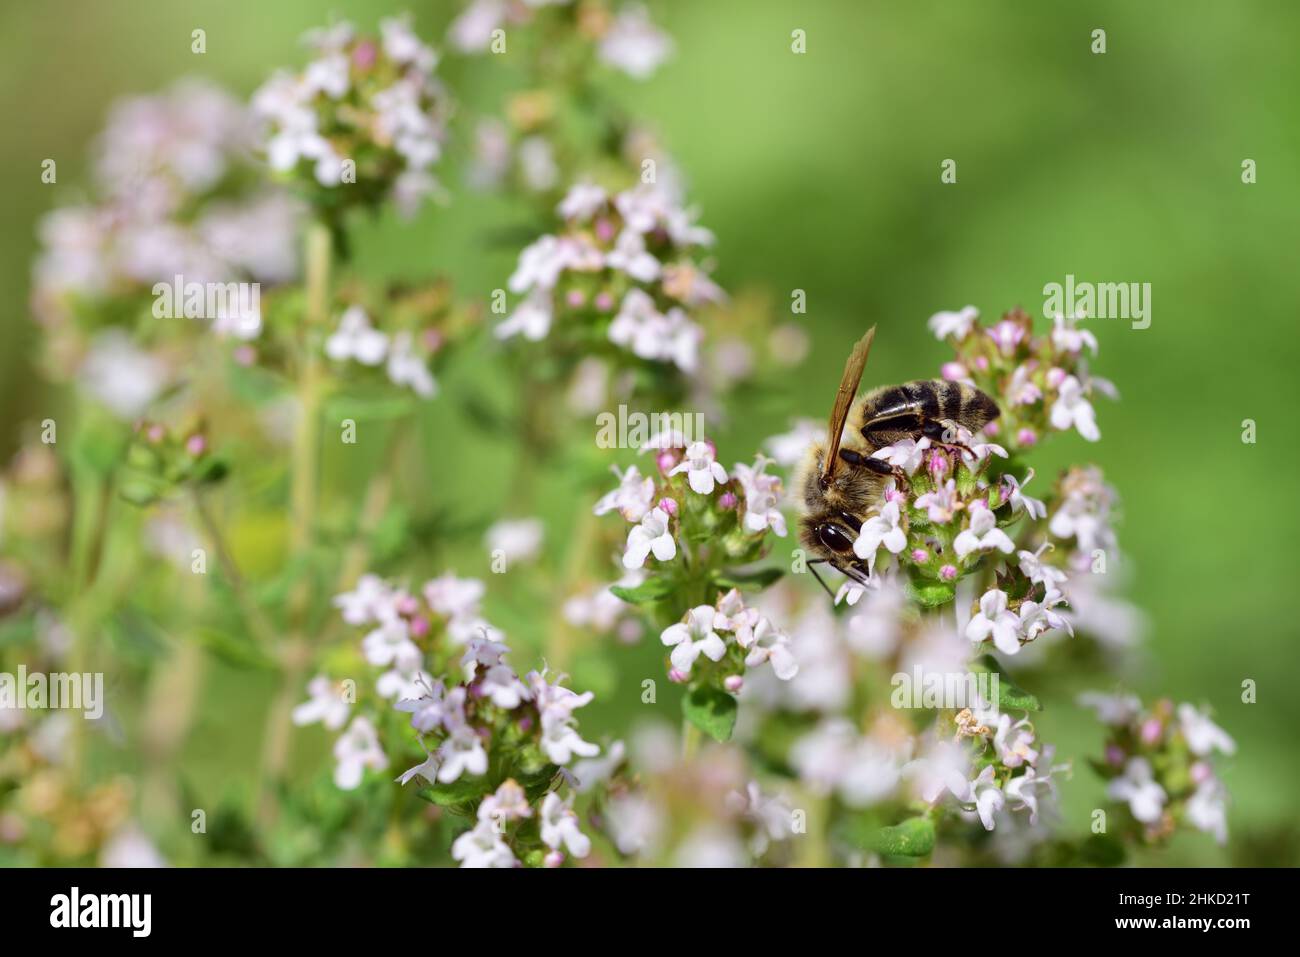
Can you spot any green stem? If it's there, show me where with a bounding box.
[257,219,332,827]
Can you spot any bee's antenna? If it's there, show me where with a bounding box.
[822,325,876,485]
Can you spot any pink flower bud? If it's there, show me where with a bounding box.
[1016,428,1038,447]
[1046,366,1067,388]
[566,289,586,308]
[983,419,1000,436]
[352,40,377,69]
[422,328,444,353]
[1190,761,1214,785]
[517,716,533,733]
[940,361,967,381]
[396,594,419,616]
[544,850,564,868]
[595,218,616,243]
[147,424,165,444]
[1105,744,1126,767]
[928,451,948,478]
[1140,717,1164,745]
[409,615,430,638]
[185,434,207,456]
[939,564,958,581]
[718,491,737,510]
[234,345,257,367]
[668,668,688,684]
[724,675,744,693]
[658,496,679,516]
[973,355,990,372]
[594,291,615,312]
[911,548,929,563]
[655,449,678,474]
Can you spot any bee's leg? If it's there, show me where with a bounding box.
[806,560,837,599]
[839,447,910,490]
[920,418,976,459]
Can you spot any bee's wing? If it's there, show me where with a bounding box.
[822,326,876,482]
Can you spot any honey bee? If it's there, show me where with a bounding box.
[795,327,1001,596]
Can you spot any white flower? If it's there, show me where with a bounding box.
[852,500,907,572]
[304,52,350,99]
[1107,757,1166,824]
[993,715,1039,769]
[540,792,591,858]
[423,573,485,619]
[606,793,665,855]
[557,182,607,221]
[872,437,930,474]
[478,780,533,826]
[394,679,452,733]
[386,331,437,398]
[733,457,780,535]
[1051,312,1098,355]
[763,419,824,467]
[660,605,726,675]
[1049,375,1100,441]
[508,234,570,292]
[1186,779,1229,845]
[928,305,978,341]
[292,675,350,730]
[529,671,599,765]
[966,589,1023,655]
[361,618,419,667]
[1004,469,1047,520]
[908,739,972,804]
[598,4,673,79]
[953,501,1015,559]
[334,573,393,625]
[1177,704,1236,757]
[669,442,728,496]
[436,725,489,782]
[623,506,676,569]
[914,479,960,524]
[451,820,517,868]
[495,288,552,341]
[333,716,388,790]
[743,617,798,680]
[325,305,388,365]
[395,749,440,786]
[79,330,167,419]
[448,0,506,53]
[1048,467,1116,553]
[1017,588,1074,642]
[605,228,661,282]
[1004,759,1060,825]
[1077,691,1142,726]
[593,464,656,523]
[485,518,543,563]
[380,15,437,72]
[969,765,1005,830]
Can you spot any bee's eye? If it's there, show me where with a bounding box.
[816,522,856,553]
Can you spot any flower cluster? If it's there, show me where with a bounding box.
[929,305,1114,452]
[323,302,440,398]
[253,17,449,216]
[32,81,302,364]
[297,571,600,867]
[449,1,673,80]
[1082,693,1233,845]
[497,181,722,378]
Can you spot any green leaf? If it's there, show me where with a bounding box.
[682,687,738,742]
[323,391,416,422]
[865,816,936,857]
[714,566,784,591]
[417,775,494,812]
[906,579,956,608]
[970,654,1042,712]
[610,576,676,605]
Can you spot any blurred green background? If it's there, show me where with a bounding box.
[1,0,1297,864]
